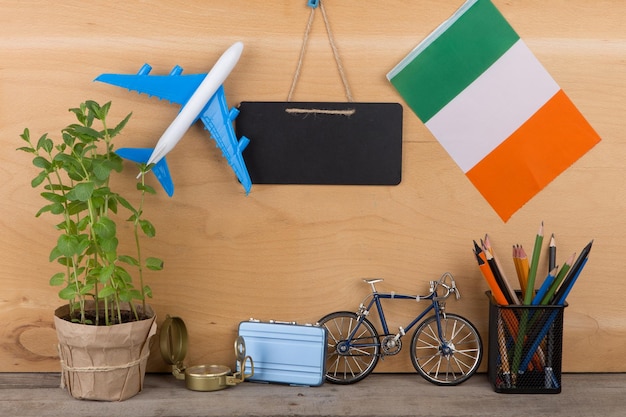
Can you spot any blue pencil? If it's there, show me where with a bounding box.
[519,256,589,372]
[532,267,558,305]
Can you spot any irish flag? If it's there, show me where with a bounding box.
[387,0,600,221]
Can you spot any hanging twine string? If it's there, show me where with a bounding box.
[287,0,354,104]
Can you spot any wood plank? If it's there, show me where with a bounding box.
[0,373,625,417]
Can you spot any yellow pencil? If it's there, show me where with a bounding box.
[512,245,522,291]
[518,245,530,295]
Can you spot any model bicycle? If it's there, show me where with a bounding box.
[317,273,482,385]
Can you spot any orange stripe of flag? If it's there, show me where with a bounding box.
[466,89,601,221]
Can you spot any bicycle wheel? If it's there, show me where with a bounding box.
[318,311,380,384]
[410,313,482,385]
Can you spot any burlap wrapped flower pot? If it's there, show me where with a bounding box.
[54,302,157,401]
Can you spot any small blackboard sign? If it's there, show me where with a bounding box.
[236,102,403,185]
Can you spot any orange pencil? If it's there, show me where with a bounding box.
[474,244,508,305]
[485,234,520,304]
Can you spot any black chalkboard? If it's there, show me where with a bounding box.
[236,102,402,185]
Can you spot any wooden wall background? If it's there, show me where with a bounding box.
[1,0,624,374]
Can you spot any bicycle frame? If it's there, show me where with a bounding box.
[348,288,446,353]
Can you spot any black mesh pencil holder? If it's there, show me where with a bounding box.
[486,291,567,394]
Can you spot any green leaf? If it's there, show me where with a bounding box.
[146,257,163,271]
[79,283,94,295]
[109,112,132,138]
[115,195,135,213]
[75,234,91,255]
[92,159,113,181]
[58,286,77,300]
[49,272,66,286]
[40,192,65,204]
[97,286,116,299]
[118,255,139,266]
[32,156,51,169]
[66,182,94,201]
[67,200,88,216]
[69,104,87,125]
[118,288,142,303]
[36,133,53,153]
[115,266,132,284]
[70,125,101,141]
[139,219,156,237]
[19,128,31,142]
[93,217,116,239]
[143,285,153,298]
[86,100,110,121]
[35,204,53,218]
[98,264,115,285]
[99,236,118,256]
[44,183,71,192]
[62,132,76,147]
[56,234,79,257]
[49,246,62,262]
[31,171,47,188]
[16,146,35,154]
[137,183,157,195]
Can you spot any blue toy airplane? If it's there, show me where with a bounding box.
[95,42,251,196]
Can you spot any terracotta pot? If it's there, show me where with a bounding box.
[54,302,157,401]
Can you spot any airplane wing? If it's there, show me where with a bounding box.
[200,85,252,194]
[95,64,206,106]
[115,147,175,197]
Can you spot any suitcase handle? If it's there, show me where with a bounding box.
[269,319,297,325]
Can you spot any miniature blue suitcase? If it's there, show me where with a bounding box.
[237,319,326,386]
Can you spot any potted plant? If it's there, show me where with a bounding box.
[17,100,163,401]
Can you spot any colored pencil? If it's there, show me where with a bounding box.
[551,240,593,305]
[474,244,508,306]
[548,234,556,271]
[485,234,520,304]
[485,250,515,305]
[532,267,558,305]
[497,318,512,388]
[517,245,530,295]
[524,221,544,305]
[541,252,575,306]
[514,222,544,374]
[519,256,590,372]
[512,245,522,289]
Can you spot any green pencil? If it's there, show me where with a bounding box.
[541,252,575,305]
[524,221,544,305]
[513,221,544,375]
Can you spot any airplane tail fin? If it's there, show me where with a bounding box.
[115,148,175,197]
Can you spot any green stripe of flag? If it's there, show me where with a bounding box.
[388,0,520,123]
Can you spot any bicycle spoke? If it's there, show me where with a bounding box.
[317,312,380,384]
[411,314,482,385]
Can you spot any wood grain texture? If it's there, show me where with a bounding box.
[1,0,624,373]
[1,373,625,416]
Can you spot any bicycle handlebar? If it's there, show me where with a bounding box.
[430,272,460,301]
